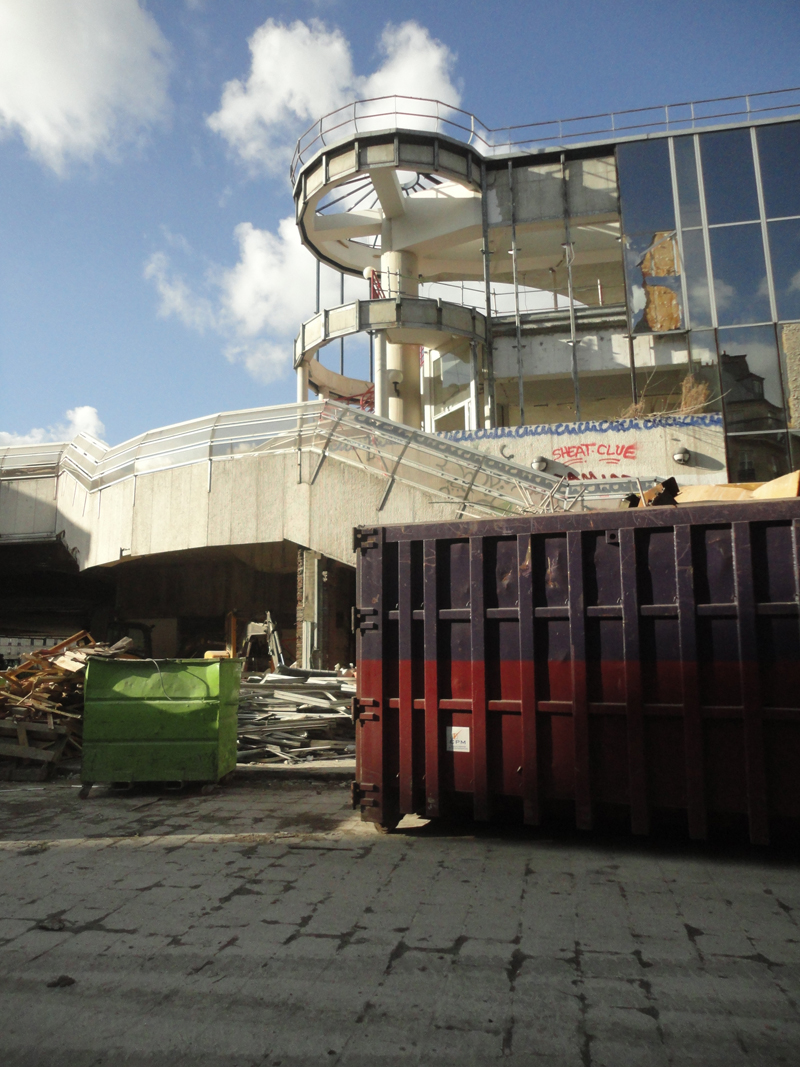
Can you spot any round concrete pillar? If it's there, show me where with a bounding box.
[381,251,418,298]
[296,360,309,403]
[373,330,389,418]
[381,251,421,429]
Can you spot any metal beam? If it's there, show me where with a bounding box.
[370,169,405,219]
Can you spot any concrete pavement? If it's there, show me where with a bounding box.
[0,775,798,1066]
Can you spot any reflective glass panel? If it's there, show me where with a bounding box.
[768,218,800,321]
[624,232,683,333]
[617,140,674,235]
[757,121,800,219]
[790,431,800,470]
[718,324,786,431]
[700,128,759,225]
[778,323,800,428]
[673,136,702,228]
[689,329,722,412]
[726,432,789,482]
[681,228,712,326]
[709,224,771,326]
[432,351,470,415]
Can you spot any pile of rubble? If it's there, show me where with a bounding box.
[237,669,356,764]
[0,631,136,780]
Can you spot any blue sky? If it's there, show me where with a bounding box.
[1,0,799,446]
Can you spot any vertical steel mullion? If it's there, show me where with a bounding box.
[751,127,778,324]
[562,154,580,420]
[674,523,707,839]
[480,161,496,428]
[517,533,539,825]
[423,539,440,818]
[732,522,769,845]
[398,540,414,815]
[470,536,489,821]
[508,161,525,425]
[668,137,690,331]
[620,527,649,835]
[627,332,639,406]
[567,530,592,829]
[694,133,717,328]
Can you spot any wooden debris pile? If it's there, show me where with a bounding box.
[0,631,136,779]
[237,671,356,764]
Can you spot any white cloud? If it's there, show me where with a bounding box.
[362,22,461,104]
[223,340,291,386]
[145,216,366,384]
[0,0,170,174]
[144,251,217,333]
[0,406,106,446]
[789,269,800,293]
[220,218,321,337]
[713,278,736,311]
[151,18,460,383]
[207,18,460,173]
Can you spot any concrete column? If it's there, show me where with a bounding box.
[374,330,388,418]
[381,250,421,429]
[299,549,324,670]
[296,360,309,403]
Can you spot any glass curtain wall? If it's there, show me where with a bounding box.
[618,118,800,480]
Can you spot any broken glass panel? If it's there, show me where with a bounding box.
[624,231,684,332]
[617,139,674,235]
[566,157,618,217]
[725,432,789,482]
[709,224,771,326]
[718,324,786,432]
[681,228,712,327]
[700,128,759,225]
[673,136,702,228]
[757,120,800,219]
[510,162,563,223]
[768,218,800,321]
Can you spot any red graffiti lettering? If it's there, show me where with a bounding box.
[552,441,638,465]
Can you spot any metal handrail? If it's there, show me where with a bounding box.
[291,86,800,182]
[0,401,326,490]
[0,400,659,509]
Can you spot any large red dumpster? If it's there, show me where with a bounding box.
[352,500,800,843]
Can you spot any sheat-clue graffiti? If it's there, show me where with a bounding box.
[553,442,637,465]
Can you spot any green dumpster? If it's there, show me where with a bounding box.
[81,658,241,794]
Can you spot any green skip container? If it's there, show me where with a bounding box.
[80,658,241,795]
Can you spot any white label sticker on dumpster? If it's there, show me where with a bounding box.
[446,726,470,752]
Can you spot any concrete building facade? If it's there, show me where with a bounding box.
[292,88,800,483]
[2,88,800,665]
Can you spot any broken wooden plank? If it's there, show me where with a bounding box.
[0,741,59,762]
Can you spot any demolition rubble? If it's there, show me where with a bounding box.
[0,631,356,780]
[0,632,136,779]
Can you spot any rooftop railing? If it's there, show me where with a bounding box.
[291,86,800,183]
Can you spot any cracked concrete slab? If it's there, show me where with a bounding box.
[0,776,798,1066]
